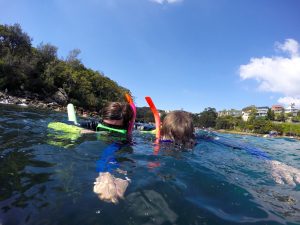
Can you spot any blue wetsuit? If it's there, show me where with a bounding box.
[96,142,123,173]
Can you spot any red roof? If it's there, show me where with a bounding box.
[271,105,283,109]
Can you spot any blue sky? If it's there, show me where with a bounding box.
[1,0,300,112]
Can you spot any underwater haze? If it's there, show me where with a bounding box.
[0,105,300,225]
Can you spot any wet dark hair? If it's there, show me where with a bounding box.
[161,111,195,148]
[101,102,133,129]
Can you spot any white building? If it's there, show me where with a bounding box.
[256,106,269,117]
[242,111,250,121]
[285,103,299,116]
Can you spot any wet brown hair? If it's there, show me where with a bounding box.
[101,102,133,129]
[161,111,195,148]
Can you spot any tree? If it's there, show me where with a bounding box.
[242,105,256,112]
[266,108,275,120]
[0,23,131,110]
[248,108,257,123]
[278,112,286,122]
[0,23,31,58]
[65,49,83,69]
[37,43,58,64]
[215,116,233,130]
[136,107,163,123]
[0,24,32,92]
[251,118,272,134]
[198,107,218,128]
[215,115,243,130]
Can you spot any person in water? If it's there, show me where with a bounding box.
[160,110,195,148]
[160,111,300,185]
[80,102,133,134]
[87,102,134,203]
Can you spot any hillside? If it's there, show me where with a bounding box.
[0,23,130,111]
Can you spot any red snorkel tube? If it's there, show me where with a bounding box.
[145,96,161,161]
[125,93,136,135]
[145,96,161,139]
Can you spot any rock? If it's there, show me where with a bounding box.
[34,102,42,108]
[47,102,59,106]
[23,91,39,100]
[45,97,55,103]
[52,88,68,105]
[0,92,6,98]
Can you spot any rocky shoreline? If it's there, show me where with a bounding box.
[0,91,66,111]
[0,90,98,117]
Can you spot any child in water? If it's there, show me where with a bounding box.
[80,102,133,134]
[160,110,195,149]
[90,102,134,203]
[160,111,300,186]
[94,109,196,203]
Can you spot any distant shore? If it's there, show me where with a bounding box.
[216,129,300,140]
[1,91,300,141]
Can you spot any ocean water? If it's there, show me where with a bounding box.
[0,104,300,225]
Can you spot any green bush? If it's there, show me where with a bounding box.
[281,123,300,136]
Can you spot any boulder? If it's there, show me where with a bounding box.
[52,88,68,105]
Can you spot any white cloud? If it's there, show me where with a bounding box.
[275,39,299,57]
[150,0,182,4]
[239,39,300,106]
[278,96,300,108]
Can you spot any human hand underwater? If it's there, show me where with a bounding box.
[93,172,129,203]
[270,160,300,186]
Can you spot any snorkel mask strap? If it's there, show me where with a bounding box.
[96,123,127,134]
[125,93,136,135]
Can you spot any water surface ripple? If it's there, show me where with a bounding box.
[0,105,299,225]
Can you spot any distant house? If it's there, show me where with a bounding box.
[271,105,284,114]
[218,109,242,117]
[285,103,299,116]
[242,111,250,121]
[256,106,269,117]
